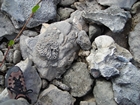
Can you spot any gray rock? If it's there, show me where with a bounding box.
[0,75,4,86]
[112,63,140,105]
[5,49,13,63]
[0,50,3,62]
[83,6,131,33]
[63,62,93,97]
[59,0,76,6]
[86,35,132,79]
[75,0,103,12]
[80,101,96,105]
[13,50,21,64]
[0,12,15,39]
[58,7,75,20]
[20,11,91,81]
[97,0,137,10]
[52,80,70,91]
[1,0,60,28]
[129,22,140,64]
[131,1,140,14]
[22,30,38,37]
[93,80,117,105]
[0,64,7,73]
[16,58,42,104]
[41,79,49,89]
[37,84,75,105]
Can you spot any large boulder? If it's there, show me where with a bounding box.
[1,0,60,28]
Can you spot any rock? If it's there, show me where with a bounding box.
[0,64,7,73]
[88,24,102,42]
[80,101,96,105]
[83,6,131,33]
[93,80,117,105]
[112,63,140,105]
[131,1,140,14]
[20,11,91,81]
[0,12,15,40]
[0,50,3,62]
[41,79,49,89]
[58,7,75,20]
[16,58,42,104]
[13,50,21,64]
[0,75,4,86]
[129,22,140,64]
[74,0,103,12]
[0,88,10,103]
[63,62,93,97]
[37,84,75,105]
[5,49,13,63]
[86,35,133,79]
[97,0,137,10]
[22,30,38,37]
[1,0,60,28]
[52,80,70,91]
[59,0,76,6]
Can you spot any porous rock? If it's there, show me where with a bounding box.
[83,6,131,33]
[37,84,75,105]
[59,0,76,6]
[86,35,132,79]
[63,62,93,97]
[1,0,60,28]
[20,11,91,81]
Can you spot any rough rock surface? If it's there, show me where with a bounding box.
[59,0,76,6]
[129,22,140,64]
[83,6,131,33]
[97,0,137,10]
[20,11,91,81]
[112,63,140,105]
[16,59,42,104]
[86,35,132,79]
[93,80,117,105]
[0,12,15,40]
[37,84,75,105]
[1,0,60,28]
[63,62,93,97]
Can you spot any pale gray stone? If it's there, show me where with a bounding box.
[80,101,96,105]
[52,80,70,91]
[41,79,49,89]
[59,0,76,6]
[83,6,131,33]
[58,7,75,20]
[20,11,91,81]
[5,49,13,63]
[22,30,38,37]
[112,63,140,105]
[131,1,140,14]
[129,22,140,64]
[0,75,4,86]
[86,35,133,79]
[0,12,15,39]
[63,62,93,97]
[0,50,3,62]
[97,0,137,10]
[1,0,60,28]
[16,58,42,104]
[37,84,75,105]
[93,80,117,105]
[13,50,21,64]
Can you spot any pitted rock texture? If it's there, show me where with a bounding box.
[86,35,132,79]
[83,6,131,33]
[1,0,60,28]
[20,11,91,81]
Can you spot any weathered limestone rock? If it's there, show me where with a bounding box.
[129,22,140,64]
[1,0,60,28]
[37,85,75,105]
[0,12,15,40]
[86,35,132,79]
[93,80,117,105]
[20,11,91,81]
[63,62,93,97]
[97,0,137,10]
[59,0,76,6]
[83,6,131,33]
[16,59,42,104]
[13,50,21,64]
[112,63,140,105]
[0,75,4,86]
[80,101,96,105]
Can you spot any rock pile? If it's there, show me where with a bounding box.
[0,0,140,105]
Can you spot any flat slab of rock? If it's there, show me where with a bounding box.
[97,0,137,10]
[83,6,131,33]
[37,84,75,105]
[63,62,93,97]
[86,35,132,79]
[112,63,140,105]
[1,0,59,28]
